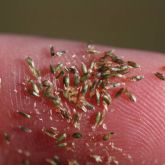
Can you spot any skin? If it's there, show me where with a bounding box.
[0,34,165,165]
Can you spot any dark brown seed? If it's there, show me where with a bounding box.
[3,132,11,144]
[103,132,114,141]
[50,45,55,56]
[155,72,165,80]
[115,88,125,98]
[127,61,140,68]
[124,89,137,102]
[72,132,82,139]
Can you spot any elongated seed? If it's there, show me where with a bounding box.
[42,128,57,139]
[82,62,88,74]
[56,133,67,142]
[46,155,60,165]
[57,142,67,147]
[50,63,63,74]
[127,61,140,68]
[95,112,103,126]
[4,132,10,144]
[26,57,40,78]
[42,80,52,87]
[130,75,144,81]
[31,81,39,97]
[103,93,111,105]
[96,89,100,105]
[18,126,32,133]
[125,89,137,102]
[115,88,125,98]
[103,132,114,141]
[72,132,82,139]
[50,45,55,56]
[56,50,66,57]
[63,74,70,87]
[74,72,80,86]
[17,111,31,119]
[81,83,88,95]
[155,72,165,80]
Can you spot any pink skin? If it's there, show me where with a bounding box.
[0,35,165,165]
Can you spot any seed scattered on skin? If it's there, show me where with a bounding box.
[17,111,31,119]
[57,142,67,148]
[103,132,114,141]
[26,57,40,78]
[72,132,82,139]
[81,82,88,96]
[127,61,140,68]
[155,72,165,80]
[56,50,66,57]
[90,155,103,163]
[63,74,70,87]
[102,93,111,105]
[115,88,125,98]
[82,62,88,75]
[42,80,53,87]
[18,126,32,133]
[96,89,100,105]
[30,81,39,97]
[50,63,63,74]
[95,112,104,126]
[3,132,11,144]
[42,128,58,139]
[68,160,80,165]
[124,89,137,102]
[50,45,55,56]
[87,44,100,54]
[56,133,67,142]
[130,75,144,82]
[22,159,30,165]
[46,155,60,165]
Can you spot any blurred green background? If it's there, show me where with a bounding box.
[0,0,164,52]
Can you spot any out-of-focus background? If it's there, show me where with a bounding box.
[0,0,164,52]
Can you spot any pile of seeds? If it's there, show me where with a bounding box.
[25,45,144,128]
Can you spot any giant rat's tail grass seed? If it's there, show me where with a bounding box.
[155,72,165,80]
[26,57,40,78]
[3,132,11,144]
[103,132,114,141]
[46,155,60,165]
[42,127,58,139]
[124,89,137,102]
[72,132,82,139]
[56,133,67,142]
[115,88,125,98]
[129,75,144,82]
[17,111,31,119]
[127,61,140,68]
[18,126,32,133]
[57,142,67,148]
